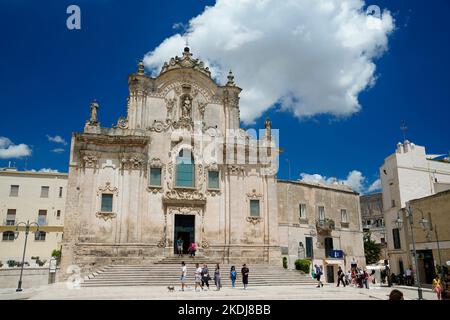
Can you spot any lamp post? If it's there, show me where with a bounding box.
[431,224,444,281]
[394,206,429,300]
[14,220,39,292]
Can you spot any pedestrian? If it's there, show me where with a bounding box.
[180,261,187,291]
[350,258,357,271]
[177,237,183,257]
[314,264,323,288]
[363,269,370,289]
[188,242,196,258]
[201,264,210,290]
[214,264,222,291]
[230,266,237,288]
[405,267,412,286]
[388,289,404,300]
[432,275,442,300]
[194,263,202,292]
[370,270,376,284]
[337,266,346,287]
[345,270,351,286]
[241,263,249,290]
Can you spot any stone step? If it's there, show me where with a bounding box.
[82,263,316,288]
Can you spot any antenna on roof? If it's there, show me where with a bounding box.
[400,120,408,142]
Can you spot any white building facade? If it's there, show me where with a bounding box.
[0,168,66,266]
[380,140,450,275]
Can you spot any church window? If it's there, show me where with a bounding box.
[176,149,194,187]
[318,206,325,221]
[341,209,348,223]
[101,194,113,212]
[208,170,219,189]
[250,199,260,217]
[299,203,306,219]
[150,167,162,186]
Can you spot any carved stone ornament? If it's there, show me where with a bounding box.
[246,216,263,225]
[95,211,117,221]
[149,158,163,168]
[160,47,211,78]
[80,152,99,169]
[228,165,245,175]
[164,189,206,201]
[120,154,145,170]
[246,189,263,199]
[116,116,128,129]
[201,239,210,249]
[206,189,221,197]
[316,218,335,235]
[97,182,118,195]
[165,97,176,118]
[147,187,164,194]
[197,101,207,118]
[149,118,194,132]
[168,207,202,215]
[157,237,166,248]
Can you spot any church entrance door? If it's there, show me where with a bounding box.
[174,215,195,254]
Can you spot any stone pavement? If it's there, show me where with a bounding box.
[0,282,438,300]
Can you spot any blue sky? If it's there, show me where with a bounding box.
[0,0,449,193]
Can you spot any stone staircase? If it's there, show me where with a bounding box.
[81,262,317,287]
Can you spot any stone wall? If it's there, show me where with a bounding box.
[0,267,58,289]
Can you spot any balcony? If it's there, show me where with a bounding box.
[316,218,335,235]
[36,219,48,226]
[3,219,16,226]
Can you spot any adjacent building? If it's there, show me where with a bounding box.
[277,180,365,282]
[405,190,450,284]
[0,168,66,265]
[380,140,450,275]
[360,193,387,260]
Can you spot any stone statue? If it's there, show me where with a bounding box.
[90,101,99,124]
[181,96,192,118]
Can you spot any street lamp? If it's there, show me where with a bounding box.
[14,220,39,292]
[394,206,429,300]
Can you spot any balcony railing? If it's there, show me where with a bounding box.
[3,219,16,226]
[36,219,48,226]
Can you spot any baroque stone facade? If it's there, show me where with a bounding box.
[60,48,280,274]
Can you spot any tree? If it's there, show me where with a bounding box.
[364,232,381,265]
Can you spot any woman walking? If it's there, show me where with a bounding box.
[432,275,442,300]
[201,264,211,290]
[230,266,237,288]
[214,264,222,291]
[194,263,202,292]
[241,264,249,290]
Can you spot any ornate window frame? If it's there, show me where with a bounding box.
[147,158,164,194]
[246,189,263,224]
[96,182,118,221]
[206,163,221,196]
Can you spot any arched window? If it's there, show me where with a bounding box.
[176,149,195,187]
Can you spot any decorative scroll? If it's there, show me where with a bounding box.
[246,216,263,225]
[95,211,117,221]
[97,182,118,195]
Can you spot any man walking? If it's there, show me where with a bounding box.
[405,267,412,286]
[314,264,323,288]
[337,266,346,287]
[241,264,249,290]
[180,261,187,291]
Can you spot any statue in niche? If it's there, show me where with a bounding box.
[89,100,99,125]
[181,96,192,119]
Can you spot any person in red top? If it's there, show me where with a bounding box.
[188,242,196,258]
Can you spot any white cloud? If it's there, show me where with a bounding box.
[0,136,32,159]
[144,0,394,124]
[30,168,59,173]
[47,135,67,145]
[367,178,381,192]
[299,170,378,194]
[51,148,65,154]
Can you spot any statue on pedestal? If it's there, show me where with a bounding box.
[89,100,99,125]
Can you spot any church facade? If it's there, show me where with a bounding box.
[61,48,281,274]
